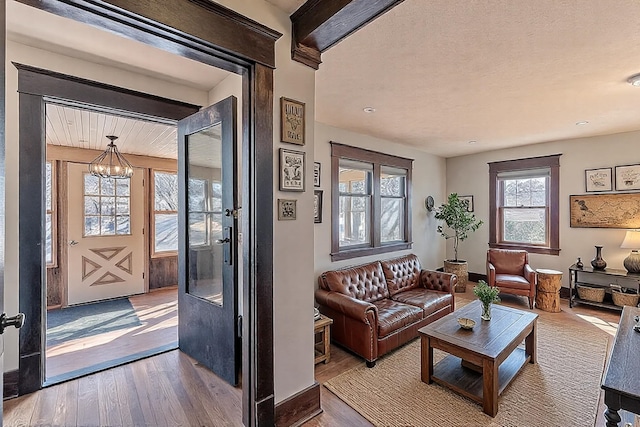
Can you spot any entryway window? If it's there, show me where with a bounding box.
[83,173,131,236]
[153,171,178,254]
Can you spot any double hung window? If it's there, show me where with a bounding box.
[331,143,412,261]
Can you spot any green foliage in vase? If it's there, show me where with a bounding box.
[434,193,483,262]
[473,280,501,305]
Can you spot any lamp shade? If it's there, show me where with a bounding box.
[621,230,640,249]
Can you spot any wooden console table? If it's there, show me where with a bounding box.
[569,264,640,311]
[314,315,333,365]
[601,306,640,426]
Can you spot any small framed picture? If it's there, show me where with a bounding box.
[615,164,640,191]
[585,167,612,192]
[280,148,305,192]
[313,162,321,187]
[278,199,296,220]
[459,195,474,212]
[280,97,305,145]
[313,190,323,223]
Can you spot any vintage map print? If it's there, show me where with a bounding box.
[570,194,640,228]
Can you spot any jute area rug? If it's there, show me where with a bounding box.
[324,304,609,427]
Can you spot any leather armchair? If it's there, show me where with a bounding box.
[486,249,536,309]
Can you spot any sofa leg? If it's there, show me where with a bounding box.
[528,296,534,309]
[366,360,376,368]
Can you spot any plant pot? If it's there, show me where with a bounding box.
[444,260,468,293]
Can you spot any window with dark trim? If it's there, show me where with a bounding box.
[331,142,413,261]
[489,154,561,255]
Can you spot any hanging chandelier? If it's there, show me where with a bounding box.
[88,135,134,179]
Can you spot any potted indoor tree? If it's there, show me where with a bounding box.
[434,193,483,293]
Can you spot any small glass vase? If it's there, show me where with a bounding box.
[481,302,492,321]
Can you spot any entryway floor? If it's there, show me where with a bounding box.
[46,286,178,382]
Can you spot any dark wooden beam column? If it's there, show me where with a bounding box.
[291,0,405,69]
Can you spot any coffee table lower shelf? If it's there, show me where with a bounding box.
[432,348,529,406]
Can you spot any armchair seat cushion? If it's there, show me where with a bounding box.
[391,289,452,316]
[373,299,423,337]
[495,274,531,289]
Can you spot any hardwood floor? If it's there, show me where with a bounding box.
[6,284,637,426]
[46,287,178,381]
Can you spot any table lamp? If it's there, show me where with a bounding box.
[620,230,640,273]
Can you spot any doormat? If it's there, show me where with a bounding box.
[47,298,141,347]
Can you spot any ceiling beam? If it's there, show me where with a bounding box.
[291,0,405,69]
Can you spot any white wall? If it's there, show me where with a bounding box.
[446,130,640,286]
[4,41,210,372]
[314,122,447,276]
[210,0,318,404]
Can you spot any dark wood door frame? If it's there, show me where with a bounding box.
[12,1,280,425]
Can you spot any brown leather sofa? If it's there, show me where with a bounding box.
[486,249,536,309]
[315,254,457,367]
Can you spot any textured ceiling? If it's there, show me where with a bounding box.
[315,0,640,157]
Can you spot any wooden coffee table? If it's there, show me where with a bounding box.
[419,300,538,417]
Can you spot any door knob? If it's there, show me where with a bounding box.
[0,313,25,334]
[215,238,231,244]
[69,240,79,246]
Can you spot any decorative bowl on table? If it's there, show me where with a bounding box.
[457,317,476,330]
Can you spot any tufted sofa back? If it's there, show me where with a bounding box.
[380,254,422,296]
[318,262,389,302]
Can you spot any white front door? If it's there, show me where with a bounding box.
[67,162,145,305]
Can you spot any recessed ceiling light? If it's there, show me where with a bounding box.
[363,107,376,113]
[628,73,640,86]
[576,121,589,126]
[468,140,477,144]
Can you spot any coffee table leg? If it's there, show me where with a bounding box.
[482,358,499,417]
[525,319,537,364]
[420,335,433,384]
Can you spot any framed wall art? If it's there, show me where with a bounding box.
[280,97,305,145]
[570,193,640,228]
[313,162,321,187]
[585,167,612,192]
[313,190,323,223]
[278,199,297,220]
[615,164,640,191]
[280,148,305,192]
[459,195,474,212]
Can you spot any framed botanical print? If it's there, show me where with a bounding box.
[278,199,296,220]
[313,162,321,187]
[280,148,305,192]
[615,164,640,191]
[459,195,474,212]
[313,190,323,223]
[280,97,305,145]
[585,167,612,192]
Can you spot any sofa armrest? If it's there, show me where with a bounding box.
[524,264,537,291]
[420,269,457,295]
[315,289,378,323]
[487,262,496,286]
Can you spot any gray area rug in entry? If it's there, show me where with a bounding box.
[324,309,609,427]
[47,298,142,347]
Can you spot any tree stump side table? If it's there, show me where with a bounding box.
[536,269,563,312]
[314,314,333,364]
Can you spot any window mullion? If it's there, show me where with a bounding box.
[372,163,381,247]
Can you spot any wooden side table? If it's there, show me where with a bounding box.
[536,269,563,312]
[314,314,333,365]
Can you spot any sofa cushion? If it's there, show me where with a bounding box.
[373,299,423,337]
[381,254,422,296]
[496,274,531,290]
[391,289,452,316]
[320,262,389,302]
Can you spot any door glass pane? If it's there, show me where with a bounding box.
[46,213,53,264]
[187,123,224,306]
